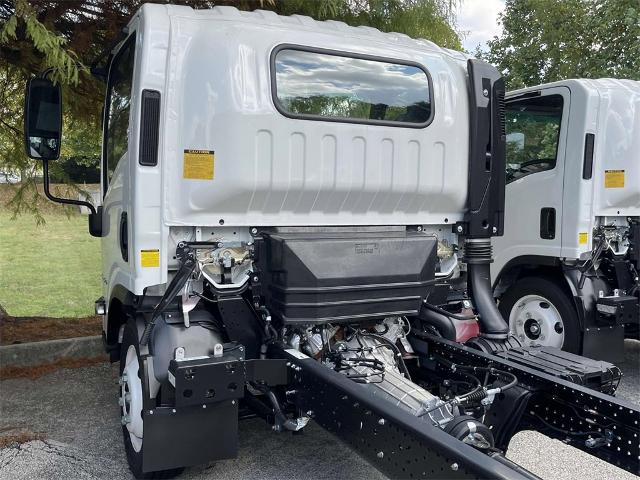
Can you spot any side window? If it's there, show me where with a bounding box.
[272,47,432,127]
[104,35,135,186]
[505,94,563,183]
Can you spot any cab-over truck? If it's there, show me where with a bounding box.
[23,4,639,479]
[493,80,640,363]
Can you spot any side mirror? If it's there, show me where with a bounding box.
[24,77,62,161]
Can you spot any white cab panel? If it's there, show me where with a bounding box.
[158,5,471,227]
[589,79,640,218]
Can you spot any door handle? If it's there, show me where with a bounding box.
[540,208,556,240]
[119,211,129,262]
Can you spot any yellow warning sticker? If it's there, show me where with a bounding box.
[141,249,160,268]
[604,169,625,188]
[183,150,214,180]
[578,232,588,245]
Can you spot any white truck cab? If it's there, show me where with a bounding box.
[21,5,640,479]
[493,79,640,362]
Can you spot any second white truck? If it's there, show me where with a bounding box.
[492,79,640,362]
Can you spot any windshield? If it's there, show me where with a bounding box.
[505,94,563,182]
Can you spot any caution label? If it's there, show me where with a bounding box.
[578,232,588,245]
[604,169,625,188]
[183,150,214,180]
[141,249,160,268]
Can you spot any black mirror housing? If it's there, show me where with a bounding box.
[24,77,62,161]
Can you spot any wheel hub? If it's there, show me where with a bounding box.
[121,345,143,452]
[509,294,564,348]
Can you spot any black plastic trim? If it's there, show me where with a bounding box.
[138,89,161,166]
[464,59,506,238]
[582,133,595,180]
[540,207,556,240]
[269,43,434,129]
[119,211,129,262]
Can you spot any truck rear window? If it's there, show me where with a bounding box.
[272,47,432,127]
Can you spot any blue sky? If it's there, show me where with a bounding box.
[457,0,506,52]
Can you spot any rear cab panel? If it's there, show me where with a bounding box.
[133,4,474,294]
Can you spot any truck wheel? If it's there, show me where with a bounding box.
[119,321,182,479]
[498,277,580,353]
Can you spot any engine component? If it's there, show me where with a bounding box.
[151,310,224,384]
[444,414,495,449]
[325,320,455,427]
[464,238,510,338]
[255,230,438,325]
[197,242,252,287]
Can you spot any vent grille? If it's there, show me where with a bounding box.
[496,89,506,138]
[139,89,160,166]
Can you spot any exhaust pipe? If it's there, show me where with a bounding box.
[464,239,509,339]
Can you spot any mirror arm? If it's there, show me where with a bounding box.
[42,159,97,215]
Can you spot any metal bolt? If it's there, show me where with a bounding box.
[417,226,423,232]
[251,227,258,235]
[456,225,464,233]
[451,462,459,471]
[172,409,177,413]
[232,400,236,405]
[307,410,314,416]
[119,374,127,385]
[253,276,259,282]
[149,410,154,415]
[492,226,497,234]
[377,451,384,459]
[378,418,386,425]
[118,397,124,406]
[121,415,131,425]
[482,88,489,97]
[202,404,207,409]
[175,346,186,360]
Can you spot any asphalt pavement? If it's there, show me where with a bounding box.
[1,340,638,480]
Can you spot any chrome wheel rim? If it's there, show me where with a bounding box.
[508,294,564,348]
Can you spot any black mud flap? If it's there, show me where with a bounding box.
[141,345,289,473]
[273,345,539,480]
[143,402,238,472]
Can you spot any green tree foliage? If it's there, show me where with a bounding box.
[484,0,640,89]
[0,0,461,217]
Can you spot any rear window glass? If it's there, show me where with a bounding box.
[273,48,432,126]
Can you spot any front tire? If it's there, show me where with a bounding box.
[119,321,182,479]
[498,277,581,353]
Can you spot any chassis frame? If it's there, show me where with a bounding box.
[267,335,639,479]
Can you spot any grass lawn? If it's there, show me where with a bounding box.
[0,211,101,318]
